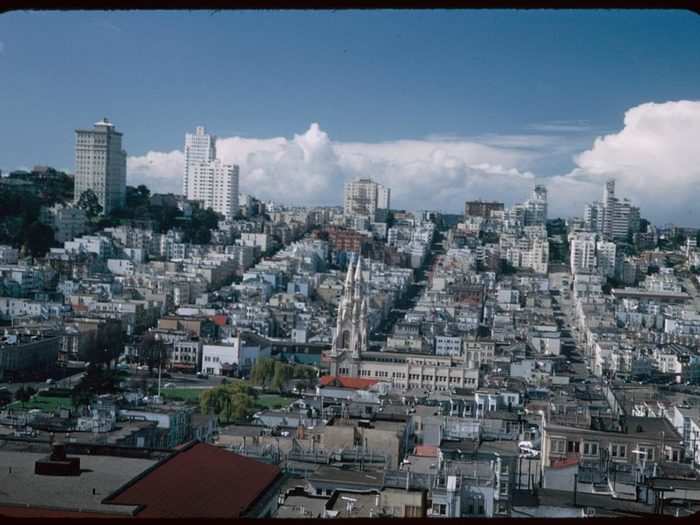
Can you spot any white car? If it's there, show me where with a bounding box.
[163,383,176,388]
[519,447,540,458]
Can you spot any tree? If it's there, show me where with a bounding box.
[200,382,257,423]
[77,189,103,219]
[181,205,221,245]
[14,386,29,406]
[138,334,167,376]
[251,357,277,387]
[71,364,120,408]
[24,221,55,258]
[126,184,151,209]
[271,361,293,392]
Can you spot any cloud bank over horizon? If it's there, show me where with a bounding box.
[127,100,700,226]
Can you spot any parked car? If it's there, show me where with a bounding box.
[196,372,208,379]
[163,383,176,389]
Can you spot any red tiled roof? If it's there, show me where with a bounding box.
[211,314,228,327]
[105,442,281,518]
[414,445,440,458]
[319,375,379,390]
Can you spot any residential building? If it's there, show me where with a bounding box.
[343,178,390,221]
[0,245,19,265]
[0,331,61,380]
[596,239,618,279]
[74,118,127,214]
[183,126,240,219]
[464,201,504,219]
[583,179,640,241]
[39,204,88,243]
[183,125,216,195]
[570,232,597,275]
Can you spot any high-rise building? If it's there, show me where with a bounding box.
[377,185,391,210]
[183,127,239,220]
[569,232,597,275]
[524,184,548,226]
[343,178,390,220]
[74,118,127,215]
[464,200,504,219]
[183,126,216,196]
[583,179,640,241]
[596,239,617,278]
[584,201,605,232]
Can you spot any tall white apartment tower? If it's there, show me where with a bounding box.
[183,126,239,219]
[569,232,598,275]
[524,184,548,226]
[183,126,216,196]
[377,185,391,210]
[74,118,127,215]
[344,178,390,220]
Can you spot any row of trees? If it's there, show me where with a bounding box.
[12,386,38,405]
[0,185,56,257]
[110,184,221,244]
[250,357,317,392]
[1,172,224,258]
[70,364,122,407]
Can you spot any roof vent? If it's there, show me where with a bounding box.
[34,439,81,476]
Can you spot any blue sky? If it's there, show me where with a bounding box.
[1,10,700,222]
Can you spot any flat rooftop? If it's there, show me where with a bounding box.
[0,444,156,515]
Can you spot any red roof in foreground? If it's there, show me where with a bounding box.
[0,506,123,518]
[319,375,379,390]
[105,442,281,518]
[414,445,440,458]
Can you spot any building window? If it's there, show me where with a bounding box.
[567,440,580,454]
[551,438,566,455]
[583,441,599,457]
[637,446,655,462]
[610,443,627,459]
[405,506,421,518]
[433,504,447,516]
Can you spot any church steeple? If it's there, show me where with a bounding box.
[344,255,355,301]
[330,252,369,360]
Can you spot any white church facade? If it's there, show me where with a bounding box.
[326,255,481,391]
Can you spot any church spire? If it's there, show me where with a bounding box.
[344,255,355,301]
[354,255,363,282]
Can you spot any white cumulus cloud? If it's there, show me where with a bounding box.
[128,123,541,213]
[126,100,700,225]
[547,100,700,225]
[127,150,184,195]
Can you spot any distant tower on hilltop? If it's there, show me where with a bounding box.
[74,118,127,215]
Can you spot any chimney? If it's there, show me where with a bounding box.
[35,440,81,476]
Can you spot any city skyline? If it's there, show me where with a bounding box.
[1,10,700,224]
[3,10,700,518]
